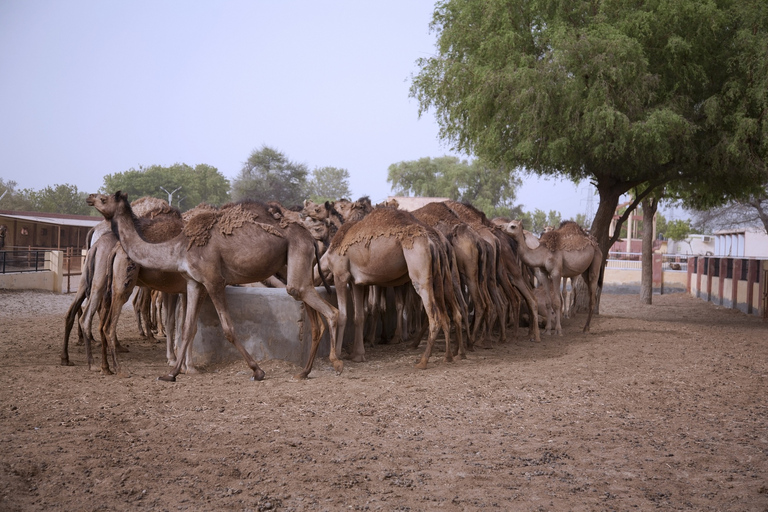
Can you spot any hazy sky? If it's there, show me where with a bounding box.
[1,0,610,219]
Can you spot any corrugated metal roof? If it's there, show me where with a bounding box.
[0,212,102,228]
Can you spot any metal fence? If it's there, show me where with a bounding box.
[0,249,52,274]
[606,252,689,272]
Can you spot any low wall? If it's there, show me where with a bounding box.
[191,286,361,370]
[688,256,767,316]
[0,250,62,293]
[0,250,85,294]
[602,267,688,295]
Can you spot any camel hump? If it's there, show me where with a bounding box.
[130,196,180,220]
[332,207,428,255]
[182,201,285,249]
[540,221,596,251]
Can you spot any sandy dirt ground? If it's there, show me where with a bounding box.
[0,289,767,511]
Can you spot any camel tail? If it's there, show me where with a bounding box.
[476,241,485,283]
[86,226,96,249]
[314,240,332,295]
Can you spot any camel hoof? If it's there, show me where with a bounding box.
[251,369,266,381]
[100,368,113,376]
[349,354,365,363]
[60,359,74,367]
[293,371,310,380]
[415,361,428,370]
[183,366,199,375]
[158,374,176,382]
[332,360,344,375]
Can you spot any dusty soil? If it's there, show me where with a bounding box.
[0,289,766,511]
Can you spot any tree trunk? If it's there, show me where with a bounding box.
[640,196,659,304]
[571,180,625,315]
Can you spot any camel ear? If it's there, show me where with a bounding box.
[324,201,331,210]
[303,199,310,207]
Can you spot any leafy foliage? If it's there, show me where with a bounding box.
[25,184,93,215]
[411,0,768,258]
[0,179,33,211]
[102,163,230,211]
[232,145,308,206]
[387,156,523,218]
[307,166,352,203]
[518,209,562,236]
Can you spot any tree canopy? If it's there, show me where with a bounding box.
[307,166,352,203]
[0,179,93,215]
[232,145,308,206]
[388,155,523,218]
[411,0,768,257]
[102,163,230,211]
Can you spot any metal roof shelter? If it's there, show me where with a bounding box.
[0,209,102,250]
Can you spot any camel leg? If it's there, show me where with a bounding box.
[61,291,86,366]
[550,273,563,336]
[159,283,206,382]
[206,286,266,381]
[348,283,367,362]
[333,281,351,360]
[388,286,405,345]
[510,274,541,343]
[289,282,340,378]
[164,293,179,366]
[294,306,324,379]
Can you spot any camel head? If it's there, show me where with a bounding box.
[303,199,332,221]
[495,218,523,239]
[87,191,128,220]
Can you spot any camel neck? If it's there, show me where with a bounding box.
[112,204,183,273]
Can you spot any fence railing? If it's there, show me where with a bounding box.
[606,252,689,272]
[0,249,52,274]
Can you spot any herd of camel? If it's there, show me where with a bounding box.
[60,192,603,382]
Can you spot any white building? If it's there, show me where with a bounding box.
[713,228,768,258]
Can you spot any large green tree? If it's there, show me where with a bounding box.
[102,163,230,211]
[232,145,308,206]
[388,156,523,218]
[25,184,93,215]
[0,179,33,211]
[411,0,767,261]
[307,166,352,203]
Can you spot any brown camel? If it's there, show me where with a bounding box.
[99,197,189,376]
[320,207,454,369]
[88,191,340,381]
[446,201,541,343]
[411,202,494,349]
[497,219,602,335]
[61,227,120,370]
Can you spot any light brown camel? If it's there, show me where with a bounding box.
[88,191,340,381]
[497,219,602,335]
[332,196,373,224]
[61,228,120,370]
[411,202,494,349]
[446,201,541,343]
[99,197,189,376]
[320,207,454,369]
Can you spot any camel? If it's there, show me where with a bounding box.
[61,227,120,370]
[331,196,373,224]
[88,191,340,382]
[497,219,602,335]
[320,207,454,369]
[445,201,541,343]
[100,201,189,376]
[411,202,494,349]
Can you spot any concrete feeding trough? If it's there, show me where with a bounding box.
[190,285,376,370]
